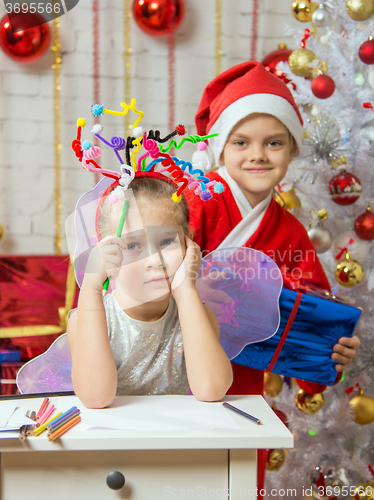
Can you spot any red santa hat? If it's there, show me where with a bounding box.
[194,61,304,168]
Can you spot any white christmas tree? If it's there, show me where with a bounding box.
[264,1,374,498]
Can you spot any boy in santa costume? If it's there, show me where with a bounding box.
[186,61,360,494]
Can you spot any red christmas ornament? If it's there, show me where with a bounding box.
[359,38,374,65]
[0,13,50,63]
[355,207,374,240]
[295,379,326,394]
[132,0,185,37]
[311,73,335,99]
[329,171,362,205]
[272,407,288,427]
[262,45,293,84]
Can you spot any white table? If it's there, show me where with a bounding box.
[0,395,293,500]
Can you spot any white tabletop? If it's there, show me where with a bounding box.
[0,394,293,452]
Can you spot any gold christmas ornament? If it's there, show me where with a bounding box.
[291,1,319,22]
[349,390,374,425]
[288,48,317,77]
[351,481,374,500]
[266,449,286,471]
[0,223,5,242]
[264,372,283,397]
[346,0,374,21]
[335,251,364,287]
[295,388,324,414]
[275,188,302,210]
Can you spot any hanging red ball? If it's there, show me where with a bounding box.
[132,0,185,37]
[311,74,335,99]
[262,46,293,84]
[0,13,50,63]
[329,171,362,205]
[359,38,374,65]
[272,408,288,427]
[355,208,374,240]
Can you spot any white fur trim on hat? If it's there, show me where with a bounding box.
[208,94,304,167]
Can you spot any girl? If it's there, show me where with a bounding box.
[67,113,233,409]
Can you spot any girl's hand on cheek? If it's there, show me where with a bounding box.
[171,237,202,295]
[83,235,127,291]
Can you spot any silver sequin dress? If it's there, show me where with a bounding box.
[104,293,190,396]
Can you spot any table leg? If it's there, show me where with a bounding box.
[229,449,257,500]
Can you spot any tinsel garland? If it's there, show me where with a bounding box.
[168,32,175,133]
[93,0,100,184]
[124,0,132,134]
[51,18,62,254]
[215,0,222,76]
[251,0,259,60]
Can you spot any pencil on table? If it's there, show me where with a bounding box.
[38,404,55,426]
[48,408,80,433]
[26,425,37,437]
[33,412,63,437]
[36,397,49,420]
[48,415,81,441]
[19,425,32,441]
[46,406,78,430]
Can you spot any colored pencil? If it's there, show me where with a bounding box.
[26,425,37,437]
[19,424,32,441]
[36,397,49,420]
[38,404,55,425]
[48,415,81,441]
[48,409,80,433]
[47,406,78,430]
[103,199,129,296]
[222,402,263,425]
[33,412,63,437]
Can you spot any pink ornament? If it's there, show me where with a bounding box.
[197,142,207,151]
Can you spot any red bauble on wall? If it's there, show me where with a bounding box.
[355,207,374,240]
[311,73,335,99]
[359,38,374,65]
[0,13,51,63]
[262,46,293,83]
[132,0,185,37]
[329,171,362,205]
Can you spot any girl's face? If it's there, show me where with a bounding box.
[114,203,186,305]
[221,113,296,208]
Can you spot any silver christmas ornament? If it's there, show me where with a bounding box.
[360,118,374,143]
[302,113,347,164]
[312,3,331,26]
[308,225,333,253]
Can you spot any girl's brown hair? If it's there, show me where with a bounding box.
[98,177,190,238]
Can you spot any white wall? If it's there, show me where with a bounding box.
[0,0,301,254]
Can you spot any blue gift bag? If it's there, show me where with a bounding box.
[232,287,362,385]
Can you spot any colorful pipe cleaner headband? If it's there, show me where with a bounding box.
[71,98,224,203]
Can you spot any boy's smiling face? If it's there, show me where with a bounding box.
[221,113,296,208]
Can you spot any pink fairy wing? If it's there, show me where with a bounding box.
[195,247,282,360]
[16,334,73,394]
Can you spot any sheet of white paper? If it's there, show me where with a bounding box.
[55,396,240,432]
